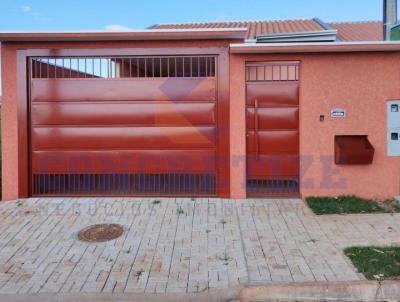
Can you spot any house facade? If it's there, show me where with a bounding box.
[1,18,400,200]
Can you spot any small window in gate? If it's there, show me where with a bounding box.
[31,56,216,79]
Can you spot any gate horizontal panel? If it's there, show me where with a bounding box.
[246,82,299,107]
[247,154,299,176]
[31,78,216,102]
[32,173,216,196]
[32,102,215,126]
[247,130,299,154]
[32,126,215,150]
[247,107,299,130]
[32,150,215,173]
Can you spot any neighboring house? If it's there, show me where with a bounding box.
[1,9,400,201]
[149,19,384,42]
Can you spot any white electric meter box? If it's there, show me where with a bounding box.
[387,100,400,156]
[388,100,400,128]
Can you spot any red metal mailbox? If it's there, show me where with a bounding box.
[335,135,375,165]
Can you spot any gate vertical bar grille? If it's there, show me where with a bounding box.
[31,56,216,79]
[246,177,299,196]
[32,173,216,196]
[246,61,299,82]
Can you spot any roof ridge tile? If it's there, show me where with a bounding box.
[330,20,382,25]
[153,18,316,26]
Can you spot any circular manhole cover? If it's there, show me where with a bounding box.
[78,223,124,242]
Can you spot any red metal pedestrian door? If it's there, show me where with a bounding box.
[246,62,300,196]
[29,55,218,196]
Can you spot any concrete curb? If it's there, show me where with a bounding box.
[240,280,400,302]
[0,285,242,302]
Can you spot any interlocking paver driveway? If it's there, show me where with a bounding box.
[0,198,398,294]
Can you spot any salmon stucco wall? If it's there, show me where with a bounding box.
[230,51,400,199]
[3,40,400,200]
[1,45,19,200]
[229,54,247,198]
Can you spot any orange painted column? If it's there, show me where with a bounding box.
[229,54,247,199]
[1,44,19,200]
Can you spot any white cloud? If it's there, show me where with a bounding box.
[21,5,31,12]
[104,24,132,32]
[214,13,230,21]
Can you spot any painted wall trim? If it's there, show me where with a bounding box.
[230,41,400,53]
[0,28,248,42]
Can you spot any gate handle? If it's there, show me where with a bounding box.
[254,99,259,161]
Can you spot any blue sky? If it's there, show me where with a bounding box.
[0,0,388,31]
[0,0,391,95]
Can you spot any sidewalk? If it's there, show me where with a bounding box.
[0,198,398,295]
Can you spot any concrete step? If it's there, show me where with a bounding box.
[0,286,242,302]
[240,281,400,302]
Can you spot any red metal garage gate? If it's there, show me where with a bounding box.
[246,61,300,197]
[29,55,218,196]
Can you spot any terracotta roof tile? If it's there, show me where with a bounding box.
[149,19,324,40]
[150,19,384,41]
[329,21,383,41]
